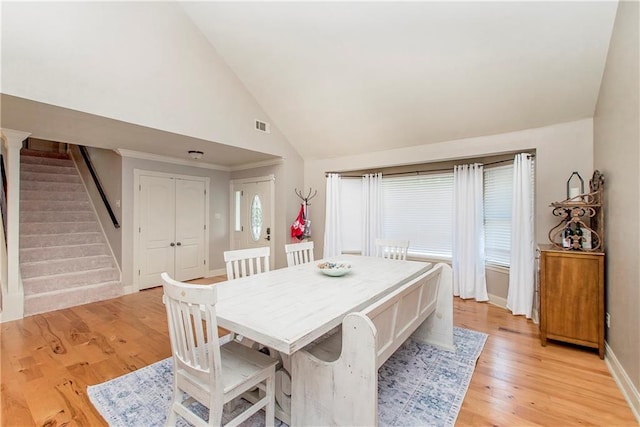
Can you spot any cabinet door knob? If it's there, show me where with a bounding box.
[176,242,182,246]
[170,243,175,247]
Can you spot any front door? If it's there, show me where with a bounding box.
[231,176,274,267]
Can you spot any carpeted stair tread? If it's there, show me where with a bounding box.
[20,156,75,167]
[23,281,123,317]
[19,148,123,316]
[20,254,115,279]
[21,171,82,184]
[20,149,71,160]
[22,268,120,295]
[20,200,92,212]
[21,190,89,201]
[20,181,85,192]
[20,243,109,262]
[20,232,105,248]
[20,211,97,223]
[20,163,78,175]
[20,221,100,235]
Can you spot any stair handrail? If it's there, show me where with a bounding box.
[78,145,120,229]
[0,154,7,240]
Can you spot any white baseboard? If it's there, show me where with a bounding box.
[605,342,640,423]
[208,268,226,278]
[486,294,539,324]
[488,293,507,309]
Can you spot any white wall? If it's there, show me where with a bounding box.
[1,2,294,158]
[2,2,306,285]
[306,119,594,259]
[594,0,640,405]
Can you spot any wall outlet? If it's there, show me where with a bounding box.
[606,312,611,328]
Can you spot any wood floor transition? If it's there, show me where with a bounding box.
[1,275,636,426]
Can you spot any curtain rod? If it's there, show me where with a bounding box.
[325,154,535,178]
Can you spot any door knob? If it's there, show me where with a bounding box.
[265,236,271,241]
[170,243,175,247]
[176,242,182,246]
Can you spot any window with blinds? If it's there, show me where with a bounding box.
[483,164,513,266]
[338,156,534,267]
[382,173,454,258]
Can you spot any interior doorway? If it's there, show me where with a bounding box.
[230,175,275,269]
[134,170,209,290]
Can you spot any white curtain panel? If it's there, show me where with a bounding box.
[323,173,343,258]
[361,173,384,256]
[452,164,488,301]
[507,153,535,318]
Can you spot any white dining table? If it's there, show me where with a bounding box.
[215,254,432,356]
[214,254,453,424]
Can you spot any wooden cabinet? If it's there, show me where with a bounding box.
[539,246,604,359]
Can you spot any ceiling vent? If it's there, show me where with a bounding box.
[255,119,271,134]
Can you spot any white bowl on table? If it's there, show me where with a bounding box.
[317,261,352,277]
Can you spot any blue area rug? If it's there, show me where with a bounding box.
[88,327,487,427]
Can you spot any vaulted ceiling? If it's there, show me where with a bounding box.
[1,2,619,165]
[182,1,618,160]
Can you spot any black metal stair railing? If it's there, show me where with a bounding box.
[78,145,120,229]
[1,154,7,239]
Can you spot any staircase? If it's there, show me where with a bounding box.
[19,149,122,316]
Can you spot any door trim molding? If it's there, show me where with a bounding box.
[229,174,275,269]
[133,169,210,292]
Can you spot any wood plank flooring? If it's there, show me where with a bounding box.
[1,276,637,426]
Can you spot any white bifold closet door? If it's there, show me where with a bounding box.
[139,175,206,289]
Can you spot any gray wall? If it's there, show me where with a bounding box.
[231,145,305,270]
[305,119,594,302]
[593,0,640,396]
[67,145,307,288]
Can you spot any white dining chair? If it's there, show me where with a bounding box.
[375,238,410,260]
[224,247,270,280]
[284,241,315,267]
[161,272,278,427]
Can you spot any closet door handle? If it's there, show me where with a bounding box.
[170,242,175,247]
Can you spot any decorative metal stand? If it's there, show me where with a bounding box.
[548,170,604,252]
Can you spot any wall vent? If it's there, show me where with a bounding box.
[255,119,271,134]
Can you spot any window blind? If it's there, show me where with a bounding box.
[483,164,514,266]
[382,173,454,257]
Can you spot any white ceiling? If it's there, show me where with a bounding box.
[1,94,278,169]
[182,1,618,160]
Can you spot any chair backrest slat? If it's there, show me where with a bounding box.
[285,241,315,267]
[375,238,409,261]
[224,247,271,280]
[161,273,222,390]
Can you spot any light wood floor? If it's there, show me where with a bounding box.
[1,276,637,426]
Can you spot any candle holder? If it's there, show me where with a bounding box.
[566,171,584,201]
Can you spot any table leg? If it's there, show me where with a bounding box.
[268,349,292,424]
